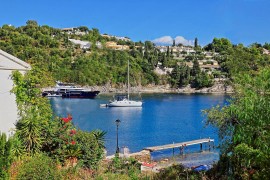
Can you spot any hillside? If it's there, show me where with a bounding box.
[1,20,270,90]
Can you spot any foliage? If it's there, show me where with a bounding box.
[204,68,270,179]
[0,21,161,87]
[105,157,142,179]
[170,60,213,89]
[170,63,190,87]
[76,130,106,169]
[153,164,201,180]
[191,71,214,89]
[11,67,106,177]
[12,69,53,155]
[16,153,62,180]
[45,115,82,164]
[0,133,13,179]
[204,38,233,53]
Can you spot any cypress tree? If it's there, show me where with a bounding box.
[194,37,198,48]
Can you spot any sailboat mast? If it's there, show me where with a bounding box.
[128,60,130,100]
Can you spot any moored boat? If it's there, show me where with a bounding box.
[62,90,100,99]
[107,60,142,107]
[107,95,142,107]
[42,82,100,99]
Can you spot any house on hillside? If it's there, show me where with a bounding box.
[0,49,31,136]
[69,39,91,49]
[101,34,131,42]
[105,41,130,50]
[185,59,220,72]
[68,39,103,49]
[62,27,87,35]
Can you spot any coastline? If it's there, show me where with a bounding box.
[42,80,233,95]
[89,83,233,95]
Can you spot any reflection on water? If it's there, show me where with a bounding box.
[50,94,228,155]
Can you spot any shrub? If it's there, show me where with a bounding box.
[0,133,13,179]
[16,154,61,180]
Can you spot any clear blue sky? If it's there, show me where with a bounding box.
[1,0,270,46]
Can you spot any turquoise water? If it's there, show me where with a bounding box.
[50,93,227,156]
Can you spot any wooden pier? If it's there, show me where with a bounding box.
[144,138,214,152]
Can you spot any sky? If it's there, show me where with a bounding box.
[1,0,270,46]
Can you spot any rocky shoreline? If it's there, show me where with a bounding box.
[89,81,233,94]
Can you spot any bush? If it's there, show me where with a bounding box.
[153,164,201,180]
[0,133,13,179]
[16,154,61,180]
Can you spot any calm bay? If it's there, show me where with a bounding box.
[50,93,227,158]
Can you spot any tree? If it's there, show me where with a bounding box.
[78,26,89,32]
[194,37,198,48]
[76,130,105,169]
[204,38,232,53]
[11,69,53,155]
[172,39,176,47]
[191,59,200,76]
[26,20,38,27]
[0,133,13,179]
[144,41,154,50]
[166,46,170,58]
[204,68,270,179]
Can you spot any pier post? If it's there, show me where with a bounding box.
[180,145,184,155]
[173,142,175,156]
[200,143,202,151]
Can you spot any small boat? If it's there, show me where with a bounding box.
[107,60,142,107]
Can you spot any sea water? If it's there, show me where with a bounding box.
[50,93,228,163]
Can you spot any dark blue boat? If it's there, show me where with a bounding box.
[62,90,100,99]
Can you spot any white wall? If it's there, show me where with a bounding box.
[0,49,30,136]
[0,70,18,136]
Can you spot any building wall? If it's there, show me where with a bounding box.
[0,70,18,136]
[0,50,30,136]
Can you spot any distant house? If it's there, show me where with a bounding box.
[105,41,130,50]
[0,49,31,136]
[69,39,103,49]
[62,27,87,35]
[101,34,131,42]
[185,59,220,72]
[69,39,91,49]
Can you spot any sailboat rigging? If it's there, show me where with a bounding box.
[107,60,142,107]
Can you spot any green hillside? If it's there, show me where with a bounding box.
[1,20,270,89]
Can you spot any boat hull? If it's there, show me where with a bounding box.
[107,100,142,107]
[62,91,100,99]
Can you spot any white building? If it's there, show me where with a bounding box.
[69,39,91,49]
[0,49,31,136]
[69,39,103,49]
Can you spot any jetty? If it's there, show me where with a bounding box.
[106,138,215,164]
[144,138,214,153]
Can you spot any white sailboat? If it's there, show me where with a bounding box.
[107,60,142,107]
